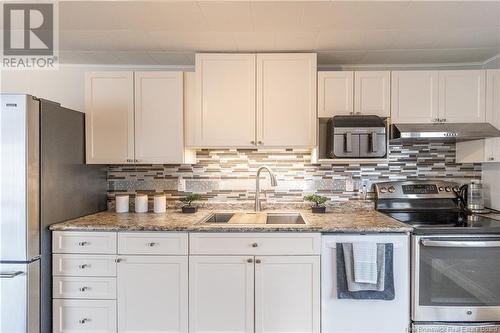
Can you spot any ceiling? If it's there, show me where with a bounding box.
[53,1,500,66]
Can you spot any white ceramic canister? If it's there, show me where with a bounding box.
[135,194,149,213]
[154,194,167,213]
[115,194,130,213]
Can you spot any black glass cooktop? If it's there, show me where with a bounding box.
[383,211,500,234]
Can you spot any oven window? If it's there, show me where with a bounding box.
[419,241,500,306]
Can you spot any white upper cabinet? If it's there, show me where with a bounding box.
[438,70,486,123]
[391,71,439,123]
[354,71,391,117]
[134,72,184,164]
[254,256,320,333]
[194,53,256,147]
[189,53,317,148]
[86,71,191,164]
[484,69,500,162]
[256,53,317,147]
[391,70,486,124]
[456,69,500,163]
[117,256,188,333]
[317,71,354,118]
[85,72,134,164]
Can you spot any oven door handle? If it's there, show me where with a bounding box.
[421,239,500,248]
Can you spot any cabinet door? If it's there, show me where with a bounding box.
[391,71,439,123]
[438,70,486,123]
[134,72,184,164]
[354,71,391,117]
[255,256,320,333]
[117,256,188,333]
[53,299,116,333]
[85,72,134,164]
[484,69,500,163]
[194,54,256,147]
[256,53,317,147]
[318,71,354,117]
[189,256,254,333]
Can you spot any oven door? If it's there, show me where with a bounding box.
[413,235,500,322]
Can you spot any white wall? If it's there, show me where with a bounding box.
[0,64,192,111]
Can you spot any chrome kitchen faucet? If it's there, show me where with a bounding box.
[255,166,278,212]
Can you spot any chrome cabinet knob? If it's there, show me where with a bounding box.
[79,286,89,292]
[147,242,158,247]
[78,264,89,269]
[78,241,89,246]
[251,243,258,248]
[79,318,90,324]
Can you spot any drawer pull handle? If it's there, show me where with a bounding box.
[79,318,91,324]
[79,287,89,292]
[255,259,262,264]
[79,264,89,269]
[247,258,253,263]
[78,242,89,246]
[251,243,258,248]
[147,242,158,247]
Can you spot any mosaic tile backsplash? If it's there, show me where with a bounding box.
[107,142,481,205]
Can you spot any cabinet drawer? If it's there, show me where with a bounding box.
[53,231,117,254]
[190,233,321,255]
[53,254,116,277]
[118,232,188,255]
[53,277,116,299]
[53,299,116,333]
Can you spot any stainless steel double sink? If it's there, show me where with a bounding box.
[203,212,306,225]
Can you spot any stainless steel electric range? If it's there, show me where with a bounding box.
[375,180,500,333]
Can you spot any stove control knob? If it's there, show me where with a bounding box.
[445,187,451,192]
[388,186,396,193]
[379,187,387,193]
[439,187,444,191]
[452,186,458,192]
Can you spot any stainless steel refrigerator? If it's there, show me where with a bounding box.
[0,94,107,333]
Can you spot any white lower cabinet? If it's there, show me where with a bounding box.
[53,299,116,333]
[189,233,321,333]
[255,256,320,333]
[52,232,320,333]
[189,256,255,333]
[117,256,188,333]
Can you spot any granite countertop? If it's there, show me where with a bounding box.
[49,202,412,233]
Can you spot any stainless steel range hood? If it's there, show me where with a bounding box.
[390,123,500,142]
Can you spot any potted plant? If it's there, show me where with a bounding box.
[304,194,328,213]
[180,193,202,213]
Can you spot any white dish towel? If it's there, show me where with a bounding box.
[352,242,378,284]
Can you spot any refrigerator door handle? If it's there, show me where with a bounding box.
[0,271,24,278]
